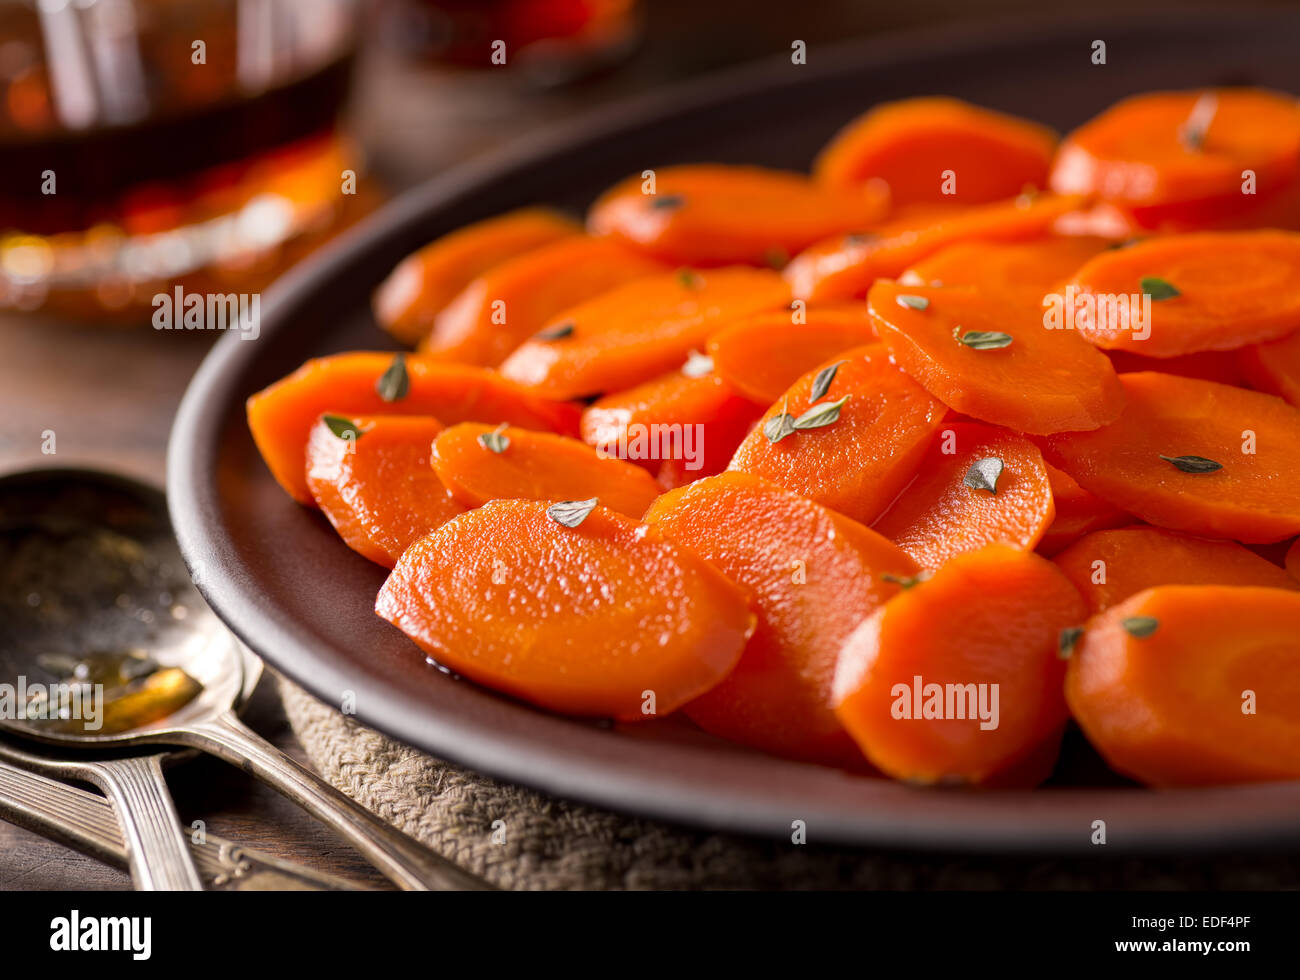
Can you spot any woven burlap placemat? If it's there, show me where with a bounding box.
[277,676,1298,890]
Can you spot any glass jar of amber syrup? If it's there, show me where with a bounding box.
[0,0,365,318]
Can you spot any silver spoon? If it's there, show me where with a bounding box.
[0,468,488,891]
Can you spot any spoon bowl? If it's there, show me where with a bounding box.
[0,466,487,891]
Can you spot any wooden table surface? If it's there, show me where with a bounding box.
[2,0,1291,891]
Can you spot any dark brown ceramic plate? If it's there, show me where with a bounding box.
[169,10,1300,853]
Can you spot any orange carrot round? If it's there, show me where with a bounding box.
[1238,327,1300,407]
[833,544,1085,786]
[1035,461,1130,557]
[866,280,1125,434]
[375,500,755,721]
[1064,231,1300,356]
[1065,585,1300,785]
[784,193,1085,302]
[814,97,1057,207]
[899,236,1110,305]
[1053,525,1299,614]
[306,415,464,568]
[727,345,948,526]
[1050,88,1300,231]
[499,267,790,399]
[706,306,877,405]
[579,367,761,486]
[372,208,580,346]
[1044,372,1300,543]
[431,423,661,518]
[645,472,918,768]
[247,352,580,505]
[417,236,665,366]
[871,422,1055,570]
[588,164,887,266]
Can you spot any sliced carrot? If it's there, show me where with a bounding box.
[1044,372,1300,543]
[866,280,1124,434]
[375,500,755,721]
[1064,231,1300,356]
[645,472,918,768]
[372,208,580,346]
[784,193,1085,302]
[815,96,1057,207]
[1288,539,1300,581]
[305,415,464,568]
[498,267,790,399]
[871,422,1055,570]
[1238,327,1300,406]
[833,544,1085,786]
[1035,462,1130,558]
[899,236,1110,305]
[431,423,661,519]
[727,345,948,526]
[417,236,665,365]
[587,164,888,266]
[578,364,762,489]
[247,352,580,505]
[706,306,877,405]
[1050,88,1300,231]
[1065,585,1300,785]
[1053,525,1298,614]
[1107,347,1248,387]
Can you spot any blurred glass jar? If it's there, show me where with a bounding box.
[388,0,640,84]
[0,0,365,318]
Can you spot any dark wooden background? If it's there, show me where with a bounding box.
[1,0,1295,890]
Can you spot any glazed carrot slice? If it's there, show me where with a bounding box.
[305,415,464,568]
[1107,347,1248,387]
[1052,525,1298,614]
[587,164,888,266]
[417,236,665,365]
[784,193,1085,302]
[580,367,761,486]
[898,236,1110,305]
[1044,372,1300,543]
[499,267,790,399]
[815,96,1057,207]
[1050,88,1300,230]
[247,352,580,505]
[645,472,916,768]
[372,208,580,346]
[1238,328,1300,407]
[1065,585,1300,785]
[833,544,1085,786]
[871,422,1055,571]
[375,500,755,721]
[1063,231,1300,356]
[727,345,948,526]
[1035,462,1130,558]
[706,306,876,405]
[866,280,1124,434]
[431,423,661,518]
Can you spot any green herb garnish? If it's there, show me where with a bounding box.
[546,498,599,528]
[963,457,1005,494]
[477,423,510,454]
[1160,454,1222,474]
[954,328,1014,349]
[375,353,409,402]
[1141,276,1181,301]
[1122,616,1159,638]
